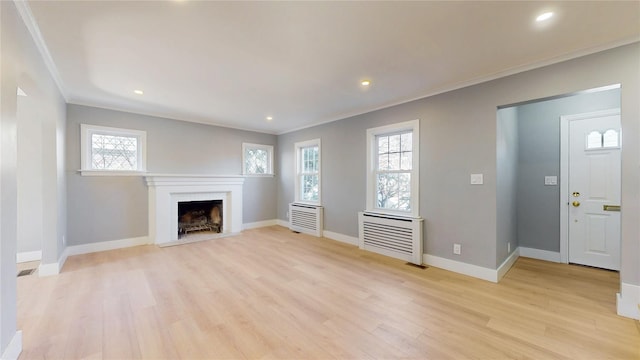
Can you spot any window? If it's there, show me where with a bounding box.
[295,139,321,205]
[80,124,146,175]
[586,129,621,150]
[366,120,419,217]
[242,143,274,176]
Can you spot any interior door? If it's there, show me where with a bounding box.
[568,112,621,270]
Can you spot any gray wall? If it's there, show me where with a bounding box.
[1,0,67,354]
[66,105,277,245]
[516,89,621,252]
[496,107,518,266]
[277,43,640,279]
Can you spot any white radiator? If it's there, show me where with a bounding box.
[358,212,423,265]
[289,203,323,237]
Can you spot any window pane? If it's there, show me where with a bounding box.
[389,134,401,153]
[587,131,602,149]
[603,129,619,147]
[401,132,412,151]
[91,134,138,170]
[302,146,318,173]
[376,172,411,212]
[401,152,412,170]
[245,148,268,174]
[388,152,401,170]
[378,153,389,171]
[378,136,388,154]
[301,174,319,201]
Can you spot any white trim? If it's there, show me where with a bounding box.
[1,330,22,360]
[276,219,289,227]
[616,282,640,320]
[560,108,621,264]
[64,236,149,257]
[242,219,278,230]
[13,1,68,101]
[497,248,520,281]
[38,252,66,276]
[423,254,499,283]
[294,139,322,205]
[518,247,561,263]
[16,250,42,263]
[366,120,420,218]
[323,230,359,246]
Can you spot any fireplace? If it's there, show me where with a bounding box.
[178,199,223,238]
[145,175,245,245]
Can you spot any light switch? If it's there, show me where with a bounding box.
[470,173,483,185]
[544,176,557,186]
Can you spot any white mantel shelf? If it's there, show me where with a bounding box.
[145,174,245,245]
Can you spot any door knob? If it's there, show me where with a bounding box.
[572,201,580,207]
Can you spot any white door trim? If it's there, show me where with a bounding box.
[559,108,621,264]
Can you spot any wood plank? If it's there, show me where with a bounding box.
[16,225,639,359]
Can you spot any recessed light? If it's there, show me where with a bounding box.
[266,116,273,121]
[536,12,553,22]
[133,89,144,95]
[361,80,371,86]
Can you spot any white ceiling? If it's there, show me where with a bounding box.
[25,1,640,134]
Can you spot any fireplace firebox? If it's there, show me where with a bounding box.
[178,200,223,238]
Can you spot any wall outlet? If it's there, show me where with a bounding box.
[286,211,289,219]
[507,242,511,253]
[453,243,461,255]
[62,235,66,246]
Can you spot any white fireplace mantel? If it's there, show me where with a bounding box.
[145,174,245,245]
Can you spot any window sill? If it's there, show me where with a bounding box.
[242,173,275,178]
[78,170,148,177]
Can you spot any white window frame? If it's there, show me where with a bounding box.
[294,138,321,205]
[242,143,274,176]
[366,120,420,217]
[80,124,147,176]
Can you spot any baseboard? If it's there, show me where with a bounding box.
[497,248,520,281]
[65,236,149,257]
[276,219,289,227]
[322,230,358,246]
[39,236,148,276]
[38,251,67,277]
[16,250,42,263]
[518,247,561,263]
[242,219,278,230]
[616,282,640,320]
[1,330,22,360]
[423,254,499,283]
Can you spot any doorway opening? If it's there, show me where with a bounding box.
[496,84,621,270]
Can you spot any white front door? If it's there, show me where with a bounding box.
[568,110,621,270]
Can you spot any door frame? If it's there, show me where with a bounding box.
[559,108,621,264]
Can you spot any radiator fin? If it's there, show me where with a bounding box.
[289,203,323,237]
[359,212,423,265]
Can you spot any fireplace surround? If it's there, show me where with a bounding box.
[145,174,244,245]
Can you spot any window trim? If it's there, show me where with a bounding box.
[242,143,274,176]
[294,138,321,205]
[80,124,147,176]
[366,120,419,217]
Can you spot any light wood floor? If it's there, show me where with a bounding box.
[17,226,639,359]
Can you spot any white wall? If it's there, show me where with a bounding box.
[0,1,67,356]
